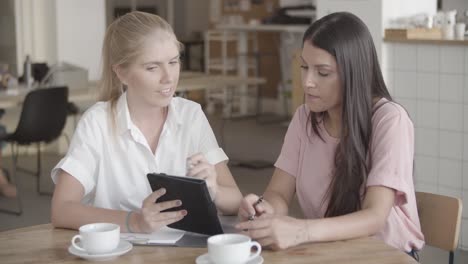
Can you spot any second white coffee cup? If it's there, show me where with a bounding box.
[455,23,466,40]
[71,223,120,254]
[208,234,262,264]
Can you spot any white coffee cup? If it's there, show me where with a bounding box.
[71,223,120,254]
[455,23,466,40]
[208,234,262,264]
[442,24,455,39]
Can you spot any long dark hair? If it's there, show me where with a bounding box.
[303,12,392,217]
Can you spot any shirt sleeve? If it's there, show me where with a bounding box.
[274,106,304,177]
[50,110,101,196]
[367,105,415,206]
[194,105,228,165]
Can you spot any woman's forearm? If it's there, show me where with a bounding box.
[305,186,394,243]
[51,201,130,231]
[264,190,290,215]
[215,185,243,215]
[303,208,385,244]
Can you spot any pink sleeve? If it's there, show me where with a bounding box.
[274,106,305,177]
[367,105,414,206]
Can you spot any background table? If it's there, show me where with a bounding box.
[0,224,417,264]
[216,24,308,117]
[0,72,266,110]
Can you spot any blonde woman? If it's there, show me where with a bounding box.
[51,12,242,233]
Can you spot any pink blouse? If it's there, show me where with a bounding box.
[275,98,424,252]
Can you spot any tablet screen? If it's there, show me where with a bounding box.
[147,173,224,236]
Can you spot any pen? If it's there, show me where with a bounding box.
[186,158,201,174]
[253,195,264,207]
[248,195,264,221]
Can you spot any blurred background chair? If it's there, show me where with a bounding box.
[0,86,68,215]
[181,38,204,72]
[64,101,80,144]
[416,191,463,264]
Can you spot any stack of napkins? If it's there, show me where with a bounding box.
[121,227,185,245]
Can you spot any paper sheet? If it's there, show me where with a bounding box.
[121,227,185,244]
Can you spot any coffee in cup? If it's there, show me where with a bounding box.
[208,234,261,264]
[71,223,120,254]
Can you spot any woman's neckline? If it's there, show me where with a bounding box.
[319,97,387,143]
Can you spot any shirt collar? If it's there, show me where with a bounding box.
[115,93,183,136]
[166,98,183,130]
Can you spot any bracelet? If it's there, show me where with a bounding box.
[126,211,134,233]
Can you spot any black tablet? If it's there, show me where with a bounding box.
[146,173,224,236]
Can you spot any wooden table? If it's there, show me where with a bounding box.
[0,224,417,264]
[0,72,266,109]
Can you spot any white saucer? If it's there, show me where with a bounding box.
[195,253,264,264]
[68,239,133,261]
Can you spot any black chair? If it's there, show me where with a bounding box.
[0,86,68,215]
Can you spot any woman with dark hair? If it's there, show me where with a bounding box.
[236,12,424,258]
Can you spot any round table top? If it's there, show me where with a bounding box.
[0,224,417,264]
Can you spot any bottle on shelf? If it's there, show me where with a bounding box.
[24,55,32,88]
[465,10,468,32]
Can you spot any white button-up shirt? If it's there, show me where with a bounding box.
[51,93,228,210]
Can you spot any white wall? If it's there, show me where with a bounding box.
[316,0,437,65]
[0,0,17,75]
[317,0,383,60]
[387,41,468,250]
[442,0,468,13]
[31,0,57,64]
[55,0,106,81]
[14,0,106,81]
[14,0,32,75]
[15,0,208,81]
[15,0,58,75]
[173,0,186,39]
[184,0,209,39]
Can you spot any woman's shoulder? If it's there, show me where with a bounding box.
[171,97,203,115]
[372,98,413,127]
[293,104,310,120]
[290,104,311,132]
[78,101,110,125]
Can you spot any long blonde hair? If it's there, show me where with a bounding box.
[98,11,183,119]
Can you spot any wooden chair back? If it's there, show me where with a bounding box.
[416,191,462,252]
